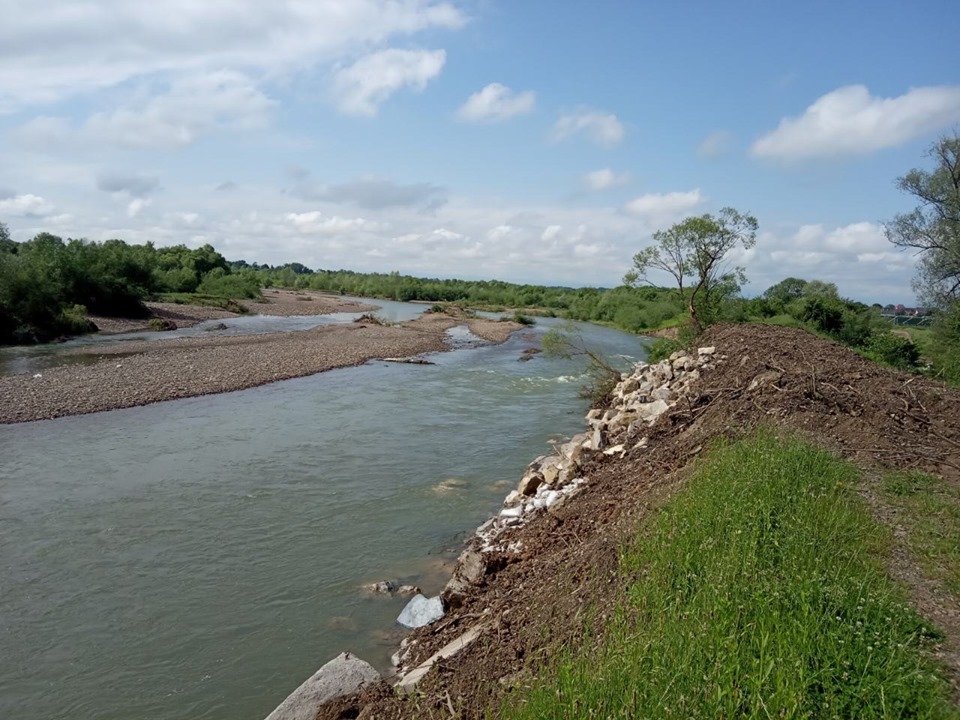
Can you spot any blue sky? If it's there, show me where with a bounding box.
[1,0,958,303]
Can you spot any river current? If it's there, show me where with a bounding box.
[0,304,648,720]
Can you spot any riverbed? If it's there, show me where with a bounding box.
[0,314,648,720]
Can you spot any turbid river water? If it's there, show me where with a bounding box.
[0,306,648,720]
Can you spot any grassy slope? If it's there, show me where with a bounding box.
[500,432,958,719]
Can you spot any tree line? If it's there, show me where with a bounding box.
[0,232,260,343]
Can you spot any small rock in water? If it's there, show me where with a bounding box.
[365,580,397,594]
[396,585,421,596]
[396,594,444,629]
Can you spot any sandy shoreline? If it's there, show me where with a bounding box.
[0,296,522,424]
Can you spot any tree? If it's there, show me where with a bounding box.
[625,207,758,332]
[886,134,960,309]
[0,221,15,254]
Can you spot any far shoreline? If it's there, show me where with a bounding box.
[0,292,523,424]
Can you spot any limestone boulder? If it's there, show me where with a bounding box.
[397,594,445,629]
[264,652,380,720]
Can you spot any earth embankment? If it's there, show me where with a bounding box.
[332,322,960,719]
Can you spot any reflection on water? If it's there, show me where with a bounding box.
[0,313,648,720]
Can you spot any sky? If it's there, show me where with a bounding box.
[1,0,958,304]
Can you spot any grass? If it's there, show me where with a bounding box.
[500,432,957,719]
[881,470,960,596]
[155,292,250,314]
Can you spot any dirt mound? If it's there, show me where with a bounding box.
[326,324,960,720]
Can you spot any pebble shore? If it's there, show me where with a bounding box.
[0,295,520,424]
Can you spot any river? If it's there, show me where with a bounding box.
[0,306,648,720]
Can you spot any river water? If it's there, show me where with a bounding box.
[0,307,647,720]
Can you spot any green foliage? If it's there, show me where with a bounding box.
[625,207,758,331]
[863,332,921,370]
[929,302,960,384]
[501,433,956,719]
[508,311,535,326]
[645,337,683,363]
[0,234,257,345]
[886,134,960,310]
[881,470,960,596]
[195,268,261,298]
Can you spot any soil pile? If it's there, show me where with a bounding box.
[334,323,960,719]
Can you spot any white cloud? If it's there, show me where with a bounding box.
[752,84,960,159]
[552,110,624,147]
[697,130,732,158]
[541,225,562,241]
[288,211,377,234]
[331,48,446,116]
[16,71,272,149]
[89,71,273,147]
[622,189,704,228]
[127,198,151,218]
[0,193,55,217]
[747,221,916,302]
[0,0,465,111]
[583,168,630,191]
[457,83,535,122]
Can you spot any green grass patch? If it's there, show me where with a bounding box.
[500,432,957,719]
[155,293,250,314]
[881,471,960,596]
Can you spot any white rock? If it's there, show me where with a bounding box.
[500,505,523,519]
[503,490,522,507]
[602,444,625,456]
[396,594,445,629]
[264,652,380,720]
[698,346,716,355]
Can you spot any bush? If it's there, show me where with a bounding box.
[58,304,97,335]
[508,312,535,326]
[864,332,921,370]
[195,270,261,299]
[645,337,683,363]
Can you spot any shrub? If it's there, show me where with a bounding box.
[864,332,921,370]
[645,337,683,363]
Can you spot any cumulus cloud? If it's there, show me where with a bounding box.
[291,176,446,211]
[97,172,160,198]
[622,189,705,228]
[748,221,916,302]
[697,130,732,158]
[552,110,624,147]
[0,0,465,111]
[751,84,960,159]
[331,48,446,116]
[0,193,55,217]
[583,168,630,191]
[457,83,535,122]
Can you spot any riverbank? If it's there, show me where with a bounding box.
[87,289,377,334]
[313,323,960,719]
[0,306,522,424]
